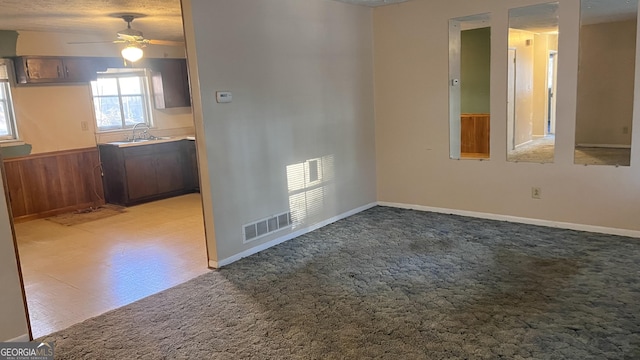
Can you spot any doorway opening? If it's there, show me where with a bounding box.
[1,2,210,339]
[507,48,517,151]
[547,51,558,135]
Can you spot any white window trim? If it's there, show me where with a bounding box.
[0,59,19,142]
[91,69,154,133]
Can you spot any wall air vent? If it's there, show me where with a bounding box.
[243,211,292,243]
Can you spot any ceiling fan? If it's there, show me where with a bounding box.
[68,14,183,62]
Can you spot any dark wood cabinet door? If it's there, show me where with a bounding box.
[25,58,64,80]
[15,56,108,84]
[100,141,194,206]
[155,151,185,194]
[149,59,191,108]
[186,141,199,191]
[124,154,159,200]
[62,58,102,82]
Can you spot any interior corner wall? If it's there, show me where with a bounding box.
[461,27,490,114]
[185,0,377,262]
[0,166,29,341]
[575,19,636,146]
[0,30,18,57]
[373,0,640,232]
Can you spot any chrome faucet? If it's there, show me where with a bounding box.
[131,123,153,141]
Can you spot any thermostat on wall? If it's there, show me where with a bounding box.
[216,91,232,103]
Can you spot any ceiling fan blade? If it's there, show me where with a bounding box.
[67,40,125,45]
[148,39,185,47]
[118,34,144,42]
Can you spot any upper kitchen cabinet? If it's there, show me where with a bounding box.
[147,58,191,109]
[13,56,108,84]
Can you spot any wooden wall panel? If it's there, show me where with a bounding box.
[2,148,105,222]
[461,114,490,157]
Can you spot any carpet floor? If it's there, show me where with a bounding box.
[506,135,631,166]
[40,207,640,359]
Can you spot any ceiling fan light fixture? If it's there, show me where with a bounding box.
[121,45,144,62]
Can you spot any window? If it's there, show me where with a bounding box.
[0,61,18,141]
[90,70,152,131]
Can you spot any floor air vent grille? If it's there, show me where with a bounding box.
[243,211,292,243]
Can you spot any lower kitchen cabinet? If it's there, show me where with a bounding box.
[99,140,195,206]
[185,140,200,192]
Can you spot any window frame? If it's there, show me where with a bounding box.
[0,60,19,142]
[90,69,154,132]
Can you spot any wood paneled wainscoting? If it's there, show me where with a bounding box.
[3,147,105,222]
[461,113,490,158]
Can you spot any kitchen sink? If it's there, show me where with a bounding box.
[104,137,180,148]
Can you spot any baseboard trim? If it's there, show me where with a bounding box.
[209,202,378,268]
[6,334,30,342]
[378,201,640,238]
[576,143,631,149]
[514,140,533,149]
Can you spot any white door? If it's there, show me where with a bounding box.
[507,48,517,151]
[548,51,558,134]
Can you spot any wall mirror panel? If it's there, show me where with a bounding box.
[449,13,491,160]
[507,2,559,163]
[575,0,637,166]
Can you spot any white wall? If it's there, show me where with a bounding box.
[374,0,640,232]
[0,166,29,341]
[11,85,195,154]
[183,0,377,263]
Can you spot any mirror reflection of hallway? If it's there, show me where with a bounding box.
[449,13,491,160]
[506,2,559,163]
[547,51,558,136]
[574,0,636,166]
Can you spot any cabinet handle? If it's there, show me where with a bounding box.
[65,66,69,76]
[57,66,61,78]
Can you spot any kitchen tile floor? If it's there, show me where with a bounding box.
[14,193,210,338]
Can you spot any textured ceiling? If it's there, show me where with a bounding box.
[0,0,412,43]
[581,0,638,24]
[0,0,186,41]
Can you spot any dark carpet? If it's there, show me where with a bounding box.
[41,206,640,359]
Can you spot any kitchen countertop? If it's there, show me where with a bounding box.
[99,135,195,148]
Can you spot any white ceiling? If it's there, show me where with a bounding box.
[581,0,638,24]
[0,0,185,41]
[0,0,412,43]
[508,0,637,33]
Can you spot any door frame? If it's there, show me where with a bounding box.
[507,47,517,151]
[0,153,33,341]
[547,50,558,135]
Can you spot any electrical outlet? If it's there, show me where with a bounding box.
[81,121,89,131]
[623,126,629,134]
[531,187,542,199]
